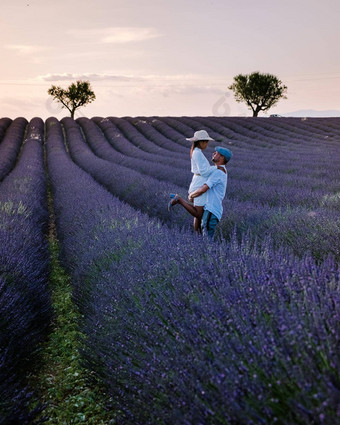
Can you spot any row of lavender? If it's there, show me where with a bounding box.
[61,116,192,229]
[0,118,52,424]
[103,116,340,208]
[177,117,340,260]
[100,115,340,203]
[72,116,340,261]
[0,116,339,423]
[0,118,27,181]
[46,117,339,424]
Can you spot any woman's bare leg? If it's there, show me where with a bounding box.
[193,206,204,233]
[170,195,203,220]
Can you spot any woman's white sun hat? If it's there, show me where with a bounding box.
[186,130,214,142]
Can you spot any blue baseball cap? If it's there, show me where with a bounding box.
[215,146,232,162]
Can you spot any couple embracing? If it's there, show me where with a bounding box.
[169,130,232,239]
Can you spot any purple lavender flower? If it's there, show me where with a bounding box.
[0,117,51,423]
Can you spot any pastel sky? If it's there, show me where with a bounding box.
[1,0,340,119]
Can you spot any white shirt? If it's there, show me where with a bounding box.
[191,148,214,175]
[203,167,228,220]
[189,148,216,193]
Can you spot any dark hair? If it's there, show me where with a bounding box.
[190,140,208,158]
[190,141,200,158]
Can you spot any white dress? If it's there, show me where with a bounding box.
[188,148,216,206]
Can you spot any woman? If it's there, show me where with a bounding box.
[169,129,216,233]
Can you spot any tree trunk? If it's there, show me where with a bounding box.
[253,105,262,117]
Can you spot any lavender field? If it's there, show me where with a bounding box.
[1,115,339,424]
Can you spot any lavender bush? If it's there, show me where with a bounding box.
[92,117,189,168]
[124,116,189,154]
[61,117,192,228]
[0,117,12,143]
[0,117,51,424]
[158,116,201,139]
[85,236,339,425]
[62,116,340,261]
[0,115,338,424]
[0,117,27,181]
[155,117,339,260]
[143,116,191,145]
[109,116,185,157]
[45,116,339,424]
[77,117,190,187]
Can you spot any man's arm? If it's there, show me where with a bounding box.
[188,183,209,203]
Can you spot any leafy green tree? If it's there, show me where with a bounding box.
[228,72,287,117]
[47,80,96,118]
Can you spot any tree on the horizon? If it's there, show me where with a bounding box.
[228,72,287,117]
[47,80,96,118]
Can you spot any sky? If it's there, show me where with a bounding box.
[1,0,340,119]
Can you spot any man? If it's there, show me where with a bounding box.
[169,146,232,238]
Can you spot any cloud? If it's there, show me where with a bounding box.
[162,85,225,96]
[38,73,145,82]
[5,44,47,55]
[36,73,225,99]
[102,27,161,43]
[134,75,225,97]
[68,27,162,44]
[116,83,225,99]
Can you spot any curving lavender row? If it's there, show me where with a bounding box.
[0,117,12,143]
[188,116,256,148]
[151,117,338,259]
[77,117,191,187]
[61,117,192,229]
[62,116,340,260]
[124,116,189,154]
[74,116,340,260]
[45,116,119,272]
[94,119,332,213]
[0,117,51,424]
[210,116,340,150]
[74,116,339,220]
[109,116,187,159]
[92,117,189,169]
[158,115,202,138]
[143,116,192,145]
[182,116,268,147]
[253,117,340,141]
[46,117,339,425]
[0,117,28,181]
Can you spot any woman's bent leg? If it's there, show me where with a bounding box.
[170,195,201,218]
